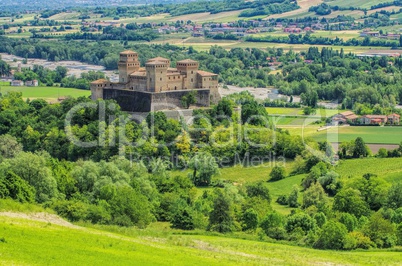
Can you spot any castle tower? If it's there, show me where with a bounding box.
[176,59,199,89]
[145,61,168,92]
[118,50,140,84]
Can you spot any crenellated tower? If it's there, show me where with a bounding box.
[118,50,140,83]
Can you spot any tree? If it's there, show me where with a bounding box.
[0,134,22,158]
[171,208,195,230]
[241,100,269,126]
[188,152,219,186]
[0,169,35,203]
[288,185,299,208]
[0,60,11,77]
[269,165,286,181]
[109,186,153,228]
[302,107,316,115]
[363,212,397,248]
[181,91,197,109]
[386,182,402,210]
[4,152,57,203]
[339,213,358,232]
[353,137,370,158]
[286,212,316,235]
[208,189,235,233]
[241,208,258,231]
[314,221,348,250]
[246,181,271,202]
[303,183,328,211]
[214,98,233,118]
[347,174,389,211]
[260,211,286,240]
[333,188,370,218]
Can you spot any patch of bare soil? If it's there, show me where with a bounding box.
[0,211,79,228]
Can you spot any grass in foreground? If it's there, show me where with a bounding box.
[1,214,402,266]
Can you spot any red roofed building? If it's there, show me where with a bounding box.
[387,113,400,125]
[361,115,388,125]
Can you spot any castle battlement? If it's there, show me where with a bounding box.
[91,50,220,112]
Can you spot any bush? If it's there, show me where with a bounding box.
[314,221,348,250]
[171,208,195,230]
[288,185,299,208]
[348,231,374,249]
[269,166,286,181]
[52,200,89,222]
[286,212,316,235]
[241,208,259,231]
[276,195,288,205]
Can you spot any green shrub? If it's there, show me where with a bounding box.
[269,166,286,181]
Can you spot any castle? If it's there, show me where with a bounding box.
[91,50,220,112]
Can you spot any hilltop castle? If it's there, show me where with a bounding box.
[91,50,220,112]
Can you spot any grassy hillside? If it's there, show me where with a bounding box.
[335,157,402,182]
[1,211,402,266]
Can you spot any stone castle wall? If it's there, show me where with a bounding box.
[103,89,210,112]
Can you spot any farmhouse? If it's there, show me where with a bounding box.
[361,115,388,125]
[91,50,220,112]
[388,113,401,125]
[25,80,39,87]
[11,80,24,86]
[331,111,359,125]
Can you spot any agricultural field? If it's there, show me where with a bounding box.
[267,0,322,19]
[280,125,402,145]
[313,126,402,144]
[323,0,390,9]
[0,84,90,101]
[335,157,402,183]
[266,107,340,117]
[169,37,382,53]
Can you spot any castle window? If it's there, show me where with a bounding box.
[191,78,193,82]
[191,71,193,74]
[160,78,162,81]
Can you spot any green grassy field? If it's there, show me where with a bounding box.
[0,85,91,101]
[335,157,402,180]
[266,107,340,117]
[324,0,387,9]
[313,126,402,144]
[1,211,402,266]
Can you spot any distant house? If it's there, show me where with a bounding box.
[360,31,380,37]
[387,113,400,125]
[11,80,24,86]
[284,28,302,33]
[192,32,204,37]
[25,80,39,87]
[331,111,359,125]
[361,115,388,125]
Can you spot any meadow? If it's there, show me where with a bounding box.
[0,84,90,101]
[1,209,402,266]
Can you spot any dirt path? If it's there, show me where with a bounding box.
[0,211,79,228]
